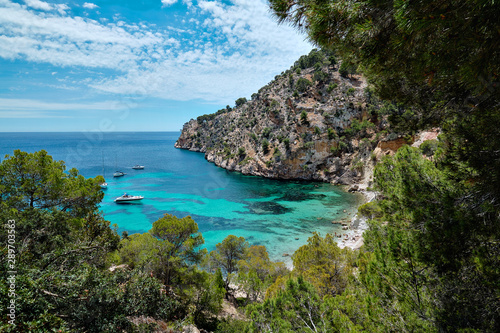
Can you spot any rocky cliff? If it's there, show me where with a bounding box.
[175,50,405,187]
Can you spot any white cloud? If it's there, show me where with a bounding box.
[161,0,178,7]
[23,0,52,11]
[55,3,69,14]
[0,98,128,112]
[83,2,99,10]
[0,0,312,104]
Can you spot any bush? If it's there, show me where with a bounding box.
[420,139,438,156]
[283,138,290,149]
[300,110,309,125]
[296,78,312,92]
[327,83,338,93]
[262,127,272,138]
[327,128,336,140]
[313,70,328,82]
[238,147,246,156]
[303,142,314,149]
[357,201,383,219]
[339,61,357,78]
[235,97,247,107]
[262,139,270,153]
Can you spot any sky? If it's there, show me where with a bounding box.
[0,0,313,132]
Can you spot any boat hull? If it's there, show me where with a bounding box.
[114,196,144,203]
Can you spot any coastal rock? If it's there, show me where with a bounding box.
[175,50,395,184]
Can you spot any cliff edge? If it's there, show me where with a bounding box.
[175,50,407,188]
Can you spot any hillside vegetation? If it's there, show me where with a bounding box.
[176,49,403,186]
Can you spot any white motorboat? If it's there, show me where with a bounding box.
[100,182,108,189]
[132,165,145,170]
[113,171,126,177]
[114,193,144,203]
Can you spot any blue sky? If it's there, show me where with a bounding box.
[0,0,312,132]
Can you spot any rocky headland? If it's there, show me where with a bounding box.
[175,50,412,192]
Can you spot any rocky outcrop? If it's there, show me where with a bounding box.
[175,50,391,185]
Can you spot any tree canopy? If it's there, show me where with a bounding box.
[268,1,500,331]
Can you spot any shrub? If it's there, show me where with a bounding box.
[327,83,338,93]
[327,128,336,140]
[235,97,247,107]
[262,127,272,138]
[238,147,246,156]
[314,127,321,135]
[296,78,312,92]
[262,139,270,153]
[300,111,309,125]
[303,142,314,149]
[313,70,328,82]
[283,138,290,149]
[358,201,383,219]
[420,139,438,156]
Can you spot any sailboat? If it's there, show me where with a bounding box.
[100,155,108,189]
[113,155,126,177]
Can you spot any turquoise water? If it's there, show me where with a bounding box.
[0,132,360,263]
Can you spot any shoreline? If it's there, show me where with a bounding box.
[337,189,376,251]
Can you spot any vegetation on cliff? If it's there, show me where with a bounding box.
[176,48,400,185]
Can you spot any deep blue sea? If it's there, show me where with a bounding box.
[0,132,361,263]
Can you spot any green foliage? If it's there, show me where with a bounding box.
[261,139,270,153]
[419,139,438,157]
[327,127,336,140]
[294,48,326,69]
[314,126,321,135]
[237,245,287,302]
[293,233,355,296]
[300,110,308,125]
[147,214,206,285]
[357,201,383,220]
[346,87,355,95]
[339,61,357,78]
[292,90,299,98]
[313,70,328,82]
[283,138,290,149]
[0,149,104,215]
[197,108,230,124]
[262,126,272,138]
[209,235,249,291]
[303,141,314,149]
[344,119,375,138]
[327,82,338,93]
[235,97,247,107]
[246,277,360,332]
[295,78,312,92]
[238,147,246,156]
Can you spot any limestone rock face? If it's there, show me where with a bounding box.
[175,57,392,185]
